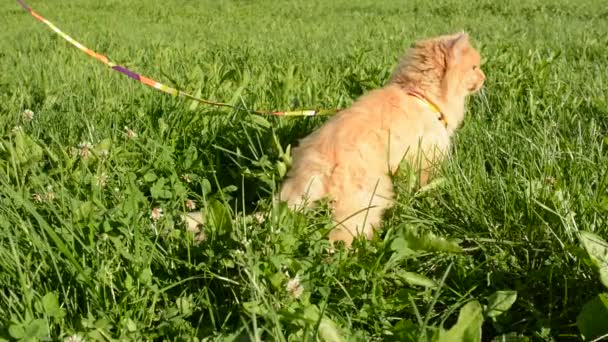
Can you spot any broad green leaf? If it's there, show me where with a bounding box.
[143,172,157,183]
[398,229,463,254]
[318,316,345,342]
[206,199,232,236]
[24,319,49,340]
[94,317,112,330]
[41,292,64,318]
[438,301,483,342]
[580,231,608,288]
[222,185,238,193]
[221,258,235,268]
[173,181,188,199]
[269,272,286,289]
[87,330,107,341]
[486,291,517,318]
[302,304,320,322]
[124,274,133,290]
[243,301,266,316]
[138,268,152,285]
[200,178,212,196]
[389,237,416,259]
[94,138,112,154]
[301,305,345,342]
[126,318,137,332]
[390,319,418,342]
[177,296,194,316]
[150,178,172,199]
[395,271,437,288]
[8,324,25,339]
[276,161,287,178]
[42,292,59,313]
[577,293,608,341]
[13,130,44,166]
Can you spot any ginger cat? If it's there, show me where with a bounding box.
[279,32,485,247]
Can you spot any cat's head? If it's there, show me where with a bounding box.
[390,32,485,98]
[440,32,485,95]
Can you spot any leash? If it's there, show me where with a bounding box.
[15,0,339,117]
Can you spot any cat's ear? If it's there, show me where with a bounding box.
[447,32,470,59]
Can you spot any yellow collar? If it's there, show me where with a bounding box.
[406,90,447,128]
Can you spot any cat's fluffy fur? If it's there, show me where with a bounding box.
[279,32,485,247]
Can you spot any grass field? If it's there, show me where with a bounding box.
[1,0,608,340]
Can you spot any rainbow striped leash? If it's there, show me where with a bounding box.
[15,0,338,117]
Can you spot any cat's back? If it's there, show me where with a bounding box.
[319,86,407,137]
[292,85,411,158]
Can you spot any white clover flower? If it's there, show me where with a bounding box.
[22,109,34,122]
[32,193,43,203]
[150,207,163,221]
[78,142,93,159]
[64,334,85,342]
[124,126,137,139]
[99,149,109,160]
[185,199,196,210]
[286,275,303,299]
[96,172,108,188]
[44,191,56,202]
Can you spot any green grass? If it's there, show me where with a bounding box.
[1,0,608,340]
